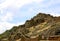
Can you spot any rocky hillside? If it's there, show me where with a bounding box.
[0,13,60,41]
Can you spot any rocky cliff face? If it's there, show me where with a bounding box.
[0,13,60,41]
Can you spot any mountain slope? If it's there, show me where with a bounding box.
[0,13,60,41]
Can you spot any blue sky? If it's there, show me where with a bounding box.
[0,0,60,34]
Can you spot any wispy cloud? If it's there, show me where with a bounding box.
[0,12,13,22]
[0,0,43,9]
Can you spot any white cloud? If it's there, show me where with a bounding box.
[0,9,3,14]
[14,0,43,8]
[0,0,43,10]
[0,12,13,22]
[0,0,14,9]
